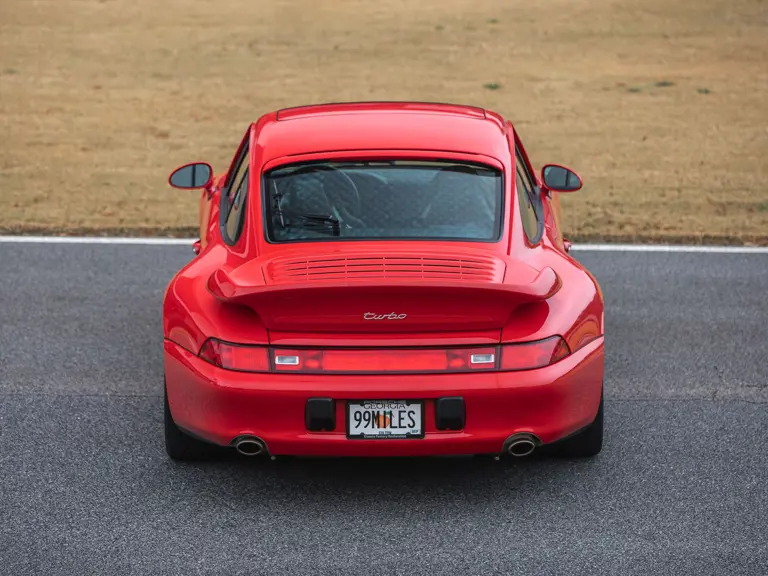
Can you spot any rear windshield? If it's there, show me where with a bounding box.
[263,160,503,242]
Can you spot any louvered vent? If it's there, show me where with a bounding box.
[264,254,504,284]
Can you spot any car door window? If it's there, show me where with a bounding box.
[515,150,541,243]
[222,144,249,244]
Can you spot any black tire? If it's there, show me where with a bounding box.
[551,386,604,458]
[164,382,220,461]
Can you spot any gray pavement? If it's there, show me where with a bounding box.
[1,243,766,575]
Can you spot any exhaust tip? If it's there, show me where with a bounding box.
[508,440,535,457]
[503,433,540,457]
[233,436,267,457]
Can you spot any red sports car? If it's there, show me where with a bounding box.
[163,101,604,461]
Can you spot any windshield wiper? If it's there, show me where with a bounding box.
[292,213,341,236]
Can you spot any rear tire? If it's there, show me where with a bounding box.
[552,386,604,458]
[164,381,220,461]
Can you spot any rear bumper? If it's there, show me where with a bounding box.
[164,337,604,456]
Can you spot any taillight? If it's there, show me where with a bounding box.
[198,338,270,373]
[197,338,570,373]
[500,336,570,371]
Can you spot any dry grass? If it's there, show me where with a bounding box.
[1,0,767,243]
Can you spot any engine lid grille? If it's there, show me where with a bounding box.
[264,254,504,284]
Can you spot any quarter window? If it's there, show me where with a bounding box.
[222,146,249,244]
[515,152,541,243]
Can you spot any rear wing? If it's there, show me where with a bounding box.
[205,264,561,332]
[208,265,561,304]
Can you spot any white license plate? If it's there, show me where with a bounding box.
[347,400,423,439]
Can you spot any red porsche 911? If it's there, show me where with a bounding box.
[163,101,604,461]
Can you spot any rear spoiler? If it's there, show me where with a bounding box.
[207,265,562,304]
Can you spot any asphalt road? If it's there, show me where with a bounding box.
[1,243,766,575]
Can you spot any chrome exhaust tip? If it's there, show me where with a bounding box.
[233,436,267,457]
[503,433,540,457]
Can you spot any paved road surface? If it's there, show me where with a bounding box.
[1,243,766,575]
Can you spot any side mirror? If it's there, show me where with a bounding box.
[168,162,213,189]
[541,164,582,192]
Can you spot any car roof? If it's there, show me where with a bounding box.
[254,101,512,164]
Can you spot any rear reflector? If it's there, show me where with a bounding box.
[197,337,570,374]
[272,347,497,373]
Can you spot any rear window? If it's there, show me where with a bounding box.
[263,160,503,242]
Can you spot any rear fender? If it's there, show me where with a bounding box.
[163,245,269,355]
[501,267,602,353]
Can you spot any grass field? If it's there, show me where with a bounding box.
[1,0,766,243]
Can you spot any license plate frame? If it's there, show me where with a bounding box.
[346,399,425,440]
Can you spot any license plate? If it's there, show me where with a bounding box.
[346,400,423,439]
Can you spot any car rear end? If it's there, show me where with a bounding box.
[165,247,604,458]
